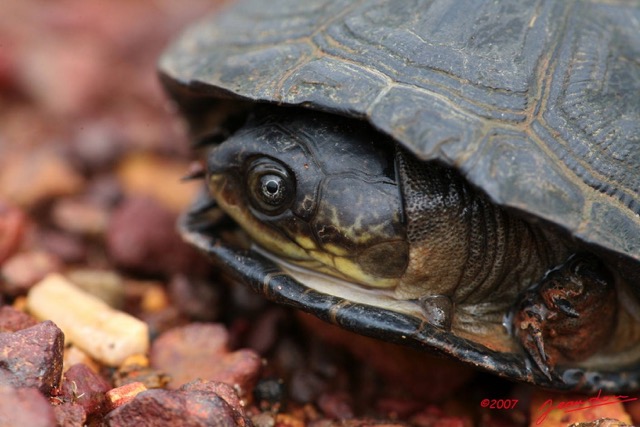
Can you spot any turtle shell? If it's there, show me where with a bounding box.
[160,0,640,391]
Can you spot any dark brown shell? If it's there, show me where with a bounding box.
[161,0,640,264]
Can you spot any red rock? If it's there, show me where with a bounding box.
[105,382,148,412]
[106,196,202,276]
[181,380,244,412]
[61,363,111,415]
[52,403,87,427]
[0,320,64,394]
[0,201,26,266]
[105,388,252,427]
[0,386,56,427]
[0,305,38,332]
[1,251,61,296]
[150,323,262,395]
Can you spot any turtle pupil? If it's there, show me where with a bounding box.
[265,179,279,195]
[258,174,287,206]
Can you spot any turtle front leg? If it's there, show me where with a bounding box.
[512,254,617,379]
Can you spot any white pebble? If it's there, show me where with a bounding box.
[27,273,149,366]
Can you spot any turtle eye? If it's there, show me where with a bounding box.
[246,158,295,215]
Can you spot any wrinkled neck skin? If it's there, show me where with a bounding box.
[394,150,570,336]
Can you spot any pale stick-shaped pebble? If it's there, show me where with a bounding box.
[27,273,150,367]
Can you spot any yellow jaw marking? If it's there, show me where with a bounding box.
[210,174,398,290]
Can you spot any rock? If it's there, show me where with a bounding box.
[0,320,64,394]
[62,363,112,415]
[0,305,38,332]
[105,382,148,412]
[0,386,56,427]
[1,251,61,296]
[52,403,87,427]
[105,386,253,427]
[150,323,262,395]
[106,196,202,276]
[26,273,149,366]
[181,380,244,412]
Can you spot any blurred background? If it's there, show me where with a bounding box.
[0,0,227,274]
[0,0,226,202]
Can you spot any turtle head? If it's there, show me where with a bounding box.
[206,110,409,288]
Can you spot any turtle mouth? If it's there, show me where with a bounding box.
[195,177,423,317]
[251,244,425,319]
[182,188,425,320]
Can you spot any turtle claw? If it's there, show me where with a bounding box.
[512,254,617,380]
[515,305,554,381]
[551,297,580,318]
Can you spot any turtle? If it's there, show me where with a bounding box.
[159,0,640,392]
